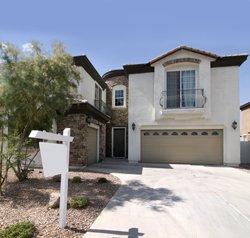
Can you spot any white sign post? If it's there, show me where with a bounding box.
[29,128,74,229]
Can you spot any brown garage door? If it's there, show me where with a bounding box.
[141,129,223,165]
[87,127,97,165]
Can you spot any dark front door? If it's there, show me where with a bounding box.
[113,128,125,157]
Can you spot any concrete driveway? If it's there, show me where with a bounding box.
[84,164,250,238]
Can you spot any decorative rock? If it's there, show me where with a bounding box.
[48,192,60,209]
[52,175,61,182]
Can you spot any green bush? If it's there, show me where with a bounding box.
[97,177,108,184]
[69,196,88,209]
[52,175,61,182]
[72,176,82,183]
[0,221,35,238]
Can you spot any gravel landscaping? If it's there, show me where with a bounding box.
[0,170,120,237]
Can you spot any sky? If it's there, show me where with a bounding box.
[0,0,249,104]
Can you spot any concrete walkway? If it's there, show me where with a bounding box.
[84,163,250,238]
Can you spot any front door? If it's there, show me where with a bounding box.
[113,128,126,158]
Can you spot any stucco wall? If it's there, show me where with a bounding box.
[211,66,240,165]
[128,72,154,162]
[152,50,213,120]
[76,67,106,105]
[128,50,241,165]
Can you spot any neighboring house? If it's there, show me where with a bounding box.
[56,55,110,166]
[240,102,250,141]
[104,46,247,166]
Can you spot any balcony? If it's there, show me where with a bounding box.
[159,89,206,119]
[94,99,111,116]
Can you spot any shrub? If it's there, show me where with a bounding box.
[72,176,82,183]
[52,175,61,182]
[0,221,35,238]
[69,196,88,209]
[97,177,108,184]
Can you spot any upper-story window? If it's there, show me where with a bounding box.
[115,90,124,106]
[166,69,198,108]
[95,83,102,110]
[112,85,126,108]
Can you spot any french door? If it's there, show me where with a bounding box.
[166,70,196,108]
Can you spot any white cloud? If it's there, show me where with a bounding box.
[22,43,33,53]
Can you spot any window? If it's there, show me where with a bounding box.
[112,85,126,108]
[166,70,196,108]
[201,131,208,136]
[212,131,219,136]
[95,84,102,110]
[171,132,178,136]
[115,90,124,106]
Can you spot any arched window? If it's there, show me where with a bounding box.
[153,132,159,136]
[191,132,198,136]
[144,132,150,136]
[112,85,126,108]
[181,132,188,136]
[162,132,168,135]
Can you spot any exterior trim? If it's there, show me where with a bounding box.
[240,102,250,111]
[150,45,219,64]
[123,63,154,74]
[102,69,125,80]
[162,58,201,67]
[88,123,100,163]
[73,55,107,89]
[112,127,126,158]
[211,55,248,68]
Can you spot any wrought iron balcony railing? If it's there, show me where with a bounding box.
[94,99,111,116]
[160,89,206,109]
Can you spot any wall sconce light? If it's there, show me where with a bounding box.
[132,122,136,131]
[232,120,237,130]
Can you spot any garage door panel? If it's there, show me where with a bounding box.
[141,130,223,165]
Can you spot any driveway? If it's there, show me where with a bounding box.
[84,164,250,238]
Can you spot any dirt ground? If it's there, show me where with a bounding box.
[0,170,120,237]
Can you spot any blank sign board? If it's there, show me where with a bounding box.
[39,142,68,177]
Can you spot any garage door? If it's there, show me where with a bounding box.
[87,127,97,165]
[141,129,223,165]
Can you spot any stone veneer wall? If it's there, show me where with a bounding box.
[105,75,128,157]
[57,113,106,165]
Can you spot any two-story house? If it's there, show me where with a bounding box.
[32,55,110,167]
[104,46,247,166]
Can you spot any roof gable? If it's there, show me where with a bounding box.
[150,46,219,64]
